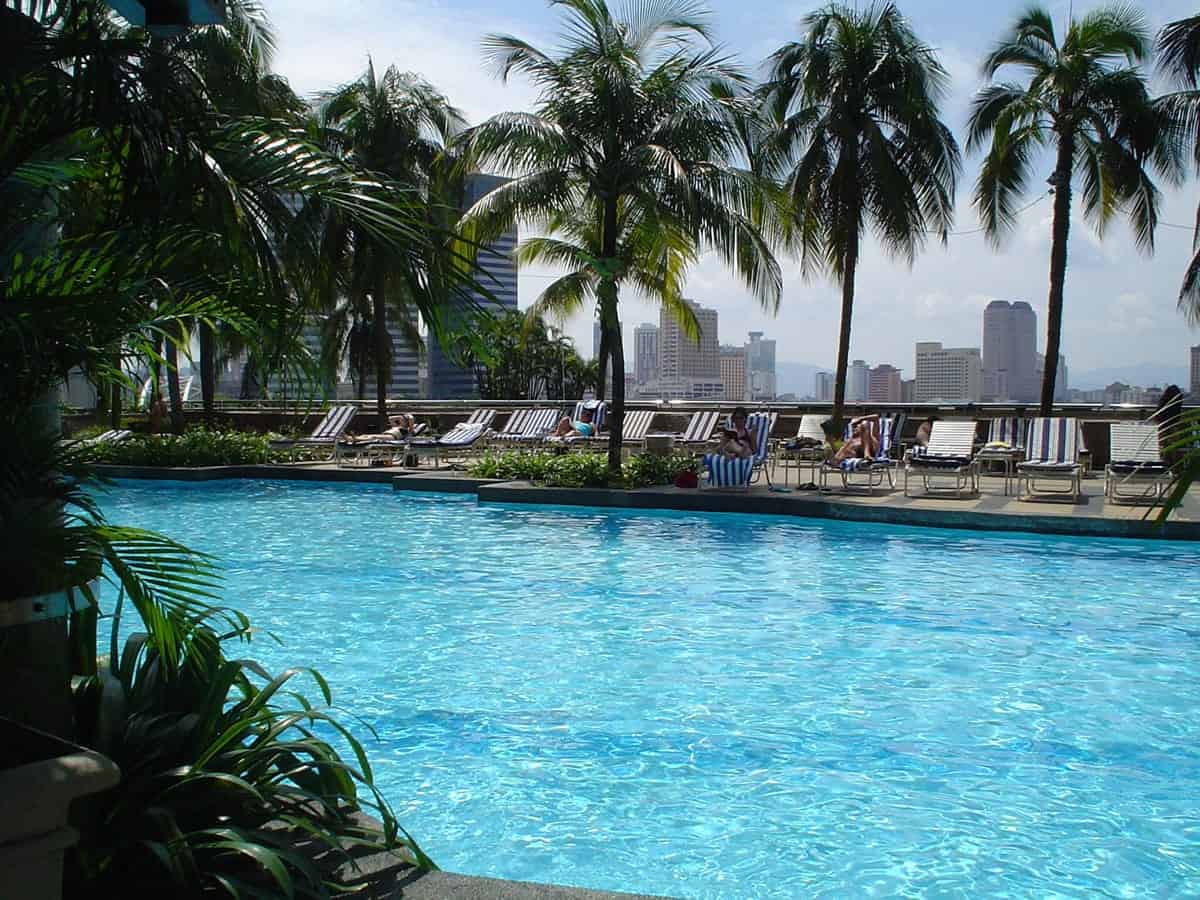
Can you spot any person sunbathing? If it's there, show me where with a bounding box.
[344,413,416,444]
[833,414,880,464]
[715,407,756,460]
[550,405,595,438]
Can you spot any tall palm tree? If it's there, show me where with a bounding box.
[763,2,959,427]
[968,5,1173,414]
[1157,13,1200,321]
[315,62,465,427]
[464,0,782,472]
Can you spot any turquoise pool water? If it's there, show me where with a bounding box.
[98,480,1199,897]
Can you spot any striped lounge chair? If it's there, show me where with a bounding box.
[492,408,533,443]
[78,428,133,446]
[676,410,721,447]
[1017,417,1082,501]
[406,422,491,469]
[463,409,497,429]
[903,420,979,498]
[986,416,1029,451]
[819,415,900,494]
[270,405,358,462]
[335,421,430,467]
[1105,421,1172,504]
[702,412,775,489]
[494,407,561,447]
[619,409,657,447]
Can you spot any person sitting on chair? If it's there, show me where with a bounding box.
[550,405,596,438]
[833,414,880,464]
[715,407,757,460]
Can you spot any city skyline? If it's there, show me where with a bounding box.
[261,0,1200,383]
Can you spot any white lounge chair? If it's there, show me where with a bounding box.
[819,415,900,494]
[270,405,358,462]
[79,429,133,447]
[675,410,721,447]
[702,412,774,490]
[547,400,607,447]
[904,420,979,498]
[1105,421,1172,504]
[985,416,1029,450]
[406,422,491,469]
[494,408,560,446]
[619,409,657,447]
[1017,417,1082,501]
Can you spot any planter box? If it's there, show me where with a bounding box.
[0,718,120,900]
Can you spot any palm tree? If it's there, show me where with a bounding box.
[763,2,959,427]
[464,0,782,472]
[315,62,466,427]
[1158,14,1200,321]
[968,5,1173,414]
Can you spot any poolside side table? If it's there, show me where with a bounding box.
[779,447,824,487]
[644,433,676,456]
[975,447,1024,496]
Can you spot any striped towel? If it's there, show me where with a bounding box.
[704,453,754,486]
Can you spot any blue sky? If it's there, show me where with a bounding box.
[263,0,1200,385]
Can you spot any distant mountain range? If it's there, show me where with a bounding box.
[1068,364,1189,391]
[775,360,1190,396]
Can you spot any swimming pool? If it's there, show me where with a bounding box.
[98,479,1200,897]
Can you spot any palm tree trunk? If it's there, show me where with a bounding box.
[108,349,122,430]
[599,282,624,474]
[373,281,390,430]
[199,321,216,426]
[1041,132,1074,416]
[165,338,185,433]
[831,234,859,430]
[595,326,609,403]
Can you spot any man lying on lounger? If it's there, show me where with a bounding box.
[550,405,596,438]
[342,413,417,444]
[832,414,880,464]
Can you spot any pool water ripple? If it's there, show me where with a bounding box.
[99,480,1200,898]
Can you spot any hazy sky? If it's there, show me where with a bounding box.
[262,0,1200,380]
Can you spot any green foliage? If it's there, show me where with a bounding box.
[85,429,270,467]
[468,450,698,489]
[68,608,429,897]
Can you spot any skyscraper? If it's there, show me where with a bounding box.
[719,345,747,401]
[634,323,659,385]
[746,331,777,400]
[659,299,719,381]
[815,371,834,402]
[427,173,519,398]
[847,359,870,403]
[982,300,1037,401]
[1191,346,1200,399]
[915,342,982,402]
[868,364,902,403]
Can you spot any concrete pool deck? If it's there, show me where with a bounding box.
[97,461,1200,540]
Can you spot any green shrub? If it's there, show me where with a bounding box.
[468,450,699,489]
[86,428,270,467]
[622,452,698,488]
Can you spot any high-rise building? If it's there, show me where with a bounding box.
[982,300,1038,401]
[1191,346,1200,398]
[1035,353,1069,401]
[746,331,777,400]
[719,345,748,401]
[815,371,834,402]
[427,174,519,398]
[659,299,719,381]
[847,359,870,402]
[365,308,423,399]
[901,378,917,403]
[868,364,902,403]
[915,342,983,402]
[634,323,660,385]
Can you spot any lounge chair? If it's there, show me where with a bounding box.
[985,416,1029,451]
[334,421,431,468]
[405,422,491,469]
[1105,421,1172,504]
[1017,417,1082,501]
[463,409,497,429]
[819,415,900,494]
[618,409,657,448]
[269,405,358,462]
[904,420,979,498]
[491,408,533,442]
[702,411,775,489]
[78,429,133,446]
[675,410,721,448]
[493,407,560,446]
